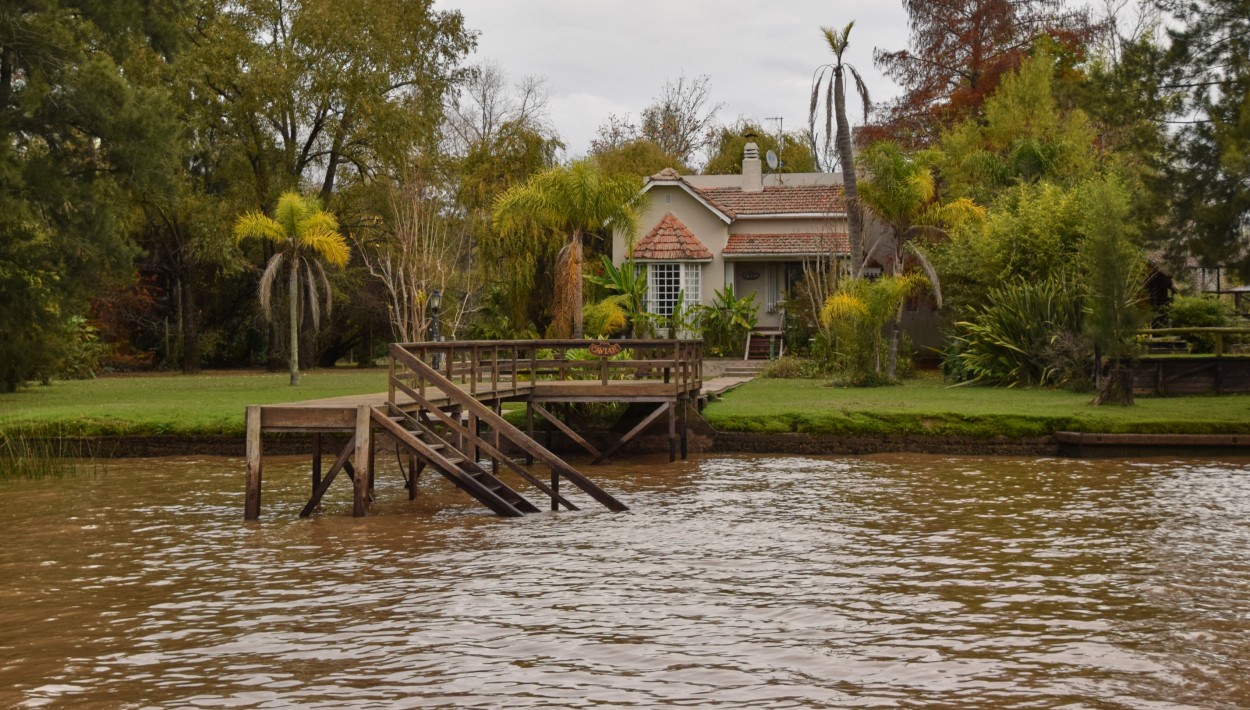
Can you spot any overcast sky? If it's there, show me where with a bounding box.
[432,0,912,163]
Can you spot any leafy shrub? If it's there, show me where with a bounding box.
[760,356,824,379]
[1165,295,1233,353]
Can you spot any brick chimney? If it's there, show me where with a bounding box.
[741,141,763,192]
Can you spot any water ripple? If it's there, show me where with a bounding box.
[1,453,1248,707]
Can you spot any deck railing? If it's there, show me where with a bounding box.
[1138,327,1250,357]
[387,339,703,403]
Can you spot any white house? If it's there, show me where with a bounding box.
[612,142,861,331]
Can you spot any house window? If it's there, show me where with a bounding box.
[648,263,701,316]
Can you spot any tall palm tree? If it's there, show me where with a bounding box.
[492,159,641,338]
[810,21,871,273]
[234,192,349,385]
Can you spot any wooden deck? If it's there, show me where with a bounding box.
[246,340,704,520]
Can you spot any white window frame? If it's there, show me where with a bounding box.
[647,262,701,316]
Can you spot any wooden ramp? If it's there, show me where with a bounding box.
[245,339,701,520]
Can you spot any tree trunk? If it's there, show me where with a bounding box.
[834,65,864,275]
[1092,361,1135,406]
[288,255,300,385]
[571,231,584,338]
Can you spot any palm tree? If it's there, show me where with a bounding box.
[810,21,871,272]
[857,141,983,377]
[234,192,349,385]
[492,159,640,338]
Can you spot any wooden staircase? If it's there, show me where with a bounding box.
[386,344,628,516]
[371,403,540,517]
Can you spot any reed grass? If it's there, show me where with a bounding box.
[0,426,106,480]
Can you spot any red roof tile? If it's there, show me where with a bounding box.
[723,232,849,256]
[694,184,846,217]
[649,167,682,181]
[630,213,713,261]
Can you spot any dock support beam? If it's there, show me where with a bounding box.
[245,405,262,520]
[352,405,372,518]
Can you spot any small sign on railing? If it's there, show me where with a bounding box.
[587,341,623,358]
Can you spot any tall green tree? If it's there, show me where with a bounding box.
[234,192,349,385]
[183,0,475,205]
[810,22,871,271]
[1156,0,1250,278]
[0,1,182,390]
[492,160,641,338]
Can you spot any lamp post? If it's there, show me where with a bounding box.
[428,289,443,369]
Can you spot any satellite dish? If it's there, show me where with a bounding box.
[765,150,779,171]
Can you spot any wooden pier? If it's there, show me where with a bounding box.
[244,339,703,520]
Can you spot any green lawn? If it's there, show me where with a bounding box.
[0,369,389,437]
[704,373,1250,437]
[4,368,1250,440]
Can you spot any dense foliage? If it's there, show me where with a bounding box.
[1,1,1244,398]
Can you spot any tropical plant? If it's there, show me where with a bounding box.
[585,255,651,336]
[856,140,984,375]
[948,276,1085,387]
[698,286,759,357]
[492,159,642,338]
[234,192,349,385]
[810,21,871,267]
[583,296,629,338]
[819,274,928,383]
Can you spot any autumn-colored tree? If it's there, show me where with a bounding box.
[873,0,1097,144]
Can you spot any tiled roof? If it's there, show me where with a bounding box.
[694,184,846,217]
[723,232,849,256]
[630,213,713,261]
[649,167,682,181]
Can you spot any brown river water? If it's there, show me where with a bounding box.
[1,453,1249,708]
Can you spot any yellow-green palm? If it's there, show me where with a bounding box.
[492,159,641,338]
[234,192,349,385]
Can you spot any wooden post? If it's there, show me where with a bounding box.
[492,401,502,475]
[668,398,677,462]
[352,405,371,518]
[245,406,263,521]
[312,432,323,499]
[468,410,479,463]
[388,355,395,404]
[679,398,688,460]
[407,452,418,500]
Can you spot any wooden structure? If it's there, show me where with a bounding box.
[245,339,703,520]
[1131,327,1250,395]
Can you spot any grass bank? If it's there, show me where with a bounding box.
[5,369,1250,442]
[0,369,386,437]
[703,374,1250,437]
